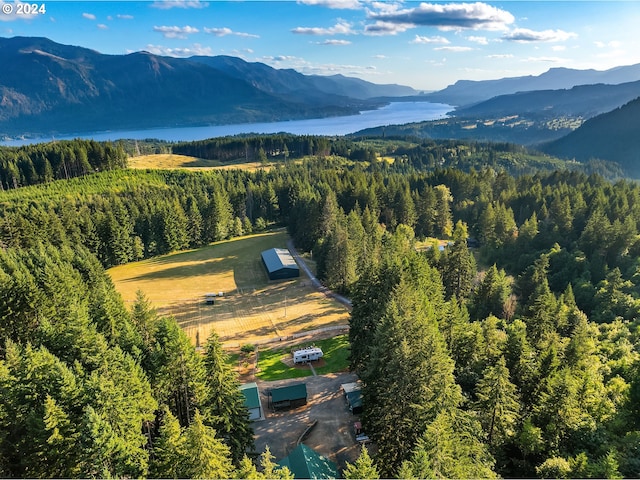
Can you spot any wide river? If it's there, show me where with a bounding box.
[1,101,451,147]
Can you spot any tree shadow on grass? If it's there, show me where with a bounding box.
[125,256,236,281]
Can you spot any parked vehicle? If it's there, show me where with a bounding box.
[292,346,323,364]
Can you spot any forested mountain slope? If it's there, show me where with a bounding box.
[542,96,640,177]
[189,55,416,100]
[0,36,407,137]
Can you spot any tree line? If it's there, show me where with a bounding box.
[1,134,624,191]
[0,140,127,189]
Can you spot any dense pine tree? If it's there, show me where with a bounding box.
[202,332,254,464]
[361,271,462,475]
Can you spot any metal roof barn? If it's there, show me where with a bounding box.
[268,382,307,410]
[277,444,338,479]
[261,248,300,280]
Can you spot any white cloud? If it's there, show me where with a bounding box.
[97,24,108,30]
[236,32,259,39]
[367,2,514,32]
[410,35,450,44]
[205,27,232,36]
[370,2,403,13]
[259,54,383,78]
[317,39,352,45]
[373,54,387,59]
[595,40,622,49]
[153,25,199,39]
[467,35,488,45]
[143,43,213,57]
[297,0,362,9]
[204,27,259,38]
[435,46,474,52]
[151,0,208,9]
[309,62,381,76]
[487,53,514,59]
[82,12,96,20]
[503,28,577,43]
[292,20,354,35]
[523,56,565,63]
[117,14,134,20]
[552,45,566,52]
[261,55,302,64]
[364,20,412,36]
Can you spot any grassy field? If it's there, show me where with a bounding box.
[108,230,349,347]
[128,154,271,171]
[256,335,350,381]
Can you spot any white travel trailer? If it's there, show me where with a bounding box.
[292,346,323,364]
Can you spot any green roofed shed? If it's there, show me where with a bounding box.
[239,382,263,421]
[277,444,338,480]
[268,382,307,410]
[345,390,363,414]
[261,248,300,280]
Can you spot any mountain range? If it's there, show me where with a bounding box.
[0,36,415,137]
[424,64,640,106]
[3,35,640,176]
[453,80,640,121]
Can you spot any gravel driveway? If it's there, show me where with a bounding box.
[252,371,363,474]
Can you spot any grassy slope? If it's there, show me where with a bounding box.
[128,154,272,171]
[108,231,349,347]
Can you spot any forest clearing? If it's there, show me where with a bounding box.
[128,153,273,171]
[108,230,349,348]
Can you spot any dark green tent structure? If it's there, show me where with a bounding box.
[261,248,300,280]
[277,444,339,479]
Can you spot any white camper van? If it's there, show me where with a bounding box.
[292,346,323,364]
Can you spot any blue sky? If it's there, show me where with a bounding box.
[2,0,640,90]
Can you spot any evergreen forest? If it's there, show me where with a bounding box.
[1,134,640,478]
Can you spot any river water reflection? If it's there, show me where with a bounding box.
[2,101,451,146]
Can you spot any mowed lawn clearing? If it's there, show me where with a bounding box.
[108,231,349,347]
[128,154,272,172]
[256,335,350,381]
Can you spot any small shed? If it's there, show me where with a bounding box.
[292,346,323,364]
[261,248,300,281]
[341,381,363,414]
[276,444,338,479]
[268,382,307,410]
[239,382,263,421]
